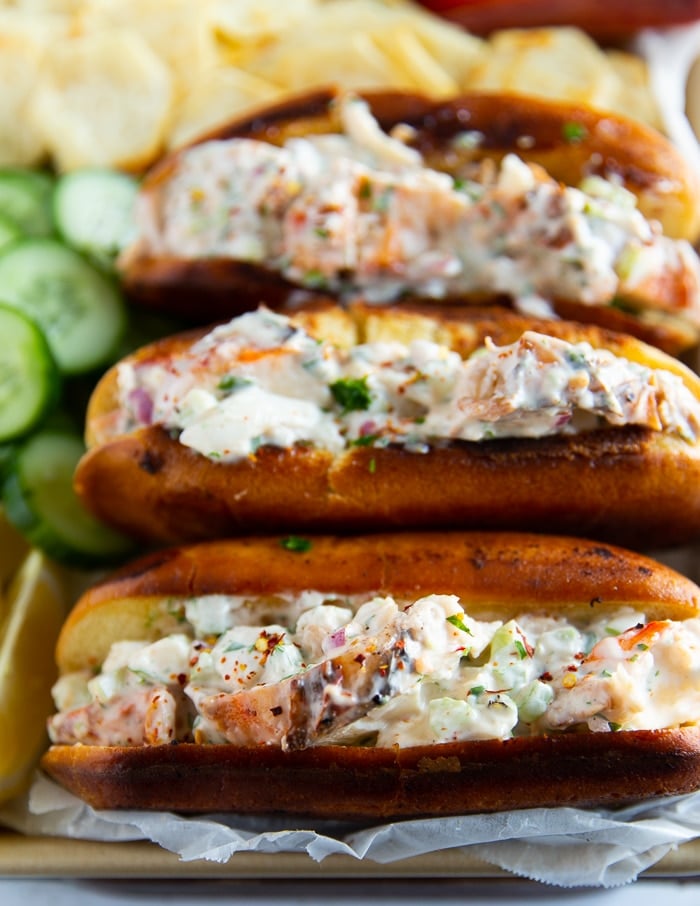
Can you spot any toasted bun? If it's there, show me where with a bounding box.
[120,88,700,354]
[41,728,700,818]
[43,532,700,816]
[75,303,700,550]
[55,531,700,674]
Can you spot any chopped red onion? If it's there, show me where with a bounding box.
[128,387,154,425]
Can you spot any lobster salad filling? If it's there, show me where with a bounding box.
[123,95,700,326]
[49,593,700,749]
[112,308,700,463]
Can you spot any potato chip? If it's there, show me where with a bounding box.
[372,27,459,97]
[389,4,485,87]
[239,0,478,96]
[0,11,70,166]
[246,29,409,93]
[1,0,83,11]
[168,66,280,149]
[468,27,617,109]
[210,0,319,45]
[605,49,663,130]
[77,0,218,100]
[27,29,174,171]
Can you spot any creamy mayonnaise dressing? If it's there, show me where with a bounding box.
[115,307,700,462]
[124,96,700,323]
[49,592,700,749]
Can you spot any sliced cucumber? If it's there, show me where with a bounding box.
[0,213,22,253]
[0,238,127,375]
[54,168,139,269]
[2,429,134,567]
[0,303,60,442]
[0,445,17,484]
[0,169,54,237]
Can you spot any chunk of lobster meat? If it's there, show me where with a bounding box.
[197,625,417,750]
[48,686,183,747]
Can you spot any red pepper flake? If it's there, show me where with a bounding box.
[354,653,366,665]
[177,673,187,686]
[539,671,553,682]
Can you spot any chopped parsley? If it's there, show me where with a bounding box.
[513,639,529,660]
[330,376,372,413]
[562,121,588,143]
[218,374,252,393]
[368,457,377,474]
[469,685,485,697]
[349,433,379,447]
[303,269,328,289]
[447,614,473,634]
[280,535,312,553]
[565,349,587,368]
[372,186,394,213]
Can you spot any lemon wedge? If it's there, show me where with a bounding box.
[0,503,29,590]
[0,549,67,803]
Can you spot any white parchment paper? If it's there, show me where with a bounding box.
[3,772,700,889]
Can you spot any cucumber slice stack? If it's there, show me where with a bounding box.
[0,169,54,238]
[0,238,126,375]
[2,430,134,567]
[0,304,60,444]
[0,165,136,566]
[53,168,138,270]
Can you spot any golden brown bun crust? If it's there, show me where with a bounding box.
[76,304,700,551]
[41,728,700,817]
[54,531,700,674]
[74,427,700,550]
[121,88,700,352]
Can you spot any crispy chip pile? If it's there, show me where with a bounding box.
[0,0,662,171]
